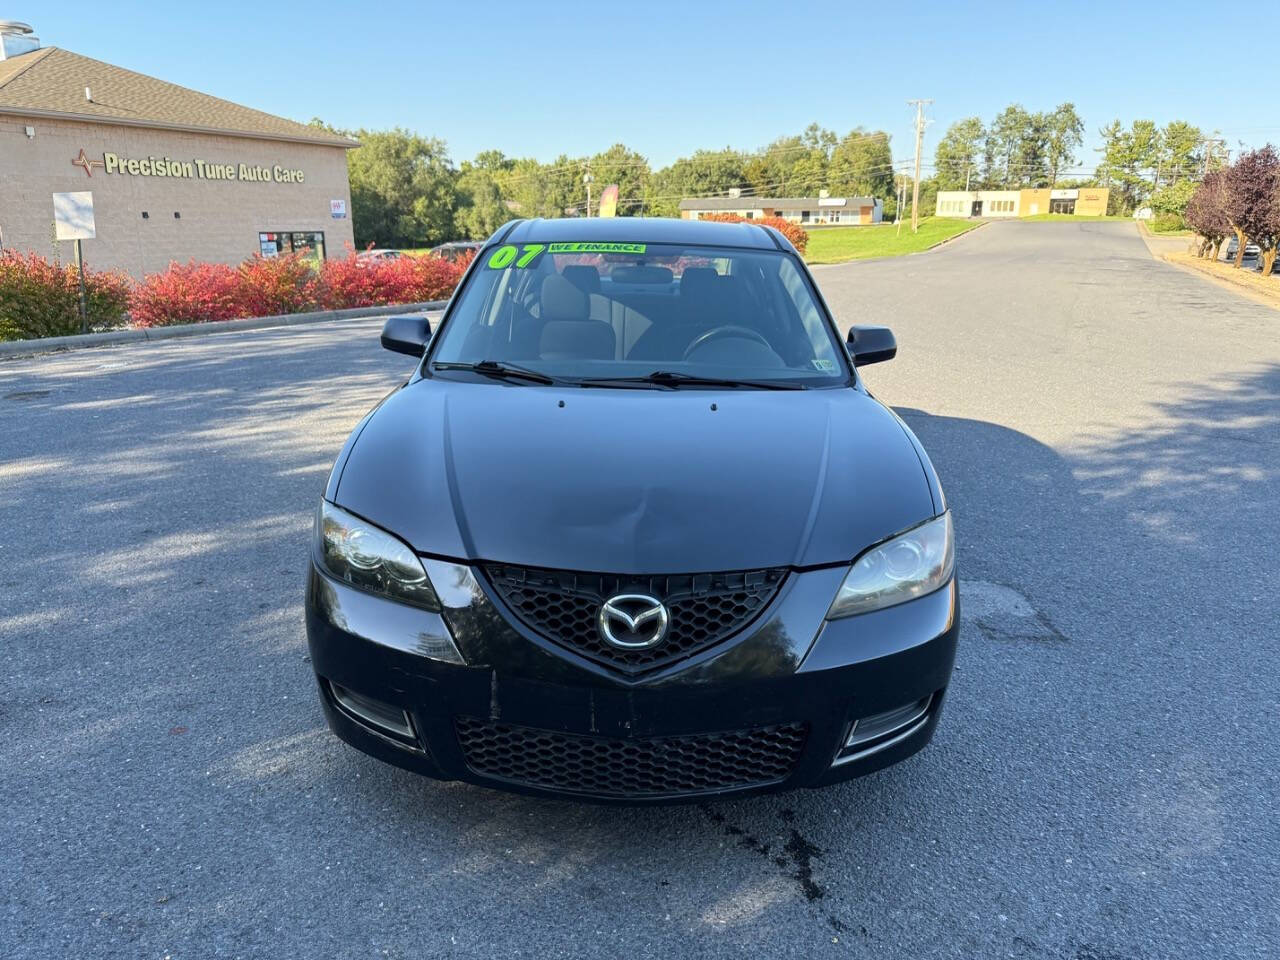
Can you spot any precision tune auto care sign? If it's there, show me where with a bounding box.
[75,150,306,184]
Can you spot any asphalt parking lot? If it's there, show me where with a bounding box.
[3,221,1278,959]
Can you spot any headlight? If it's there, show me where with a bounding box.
[827,513,954,619]
[316,501,441,611]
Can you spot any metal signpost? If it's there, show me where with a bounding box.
[52,191,96,334]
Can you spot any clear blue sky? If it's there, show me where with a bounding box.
[20,1,1280,172]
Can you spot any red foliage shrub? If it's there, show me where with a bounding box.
[0,250,131,341]
[695,214,809,253]
[376,250,471,303]
[129,260,242,327]
[318,251,469,308]
[319,253,389,309]
[8,247,473,337]
[235,253,322,318]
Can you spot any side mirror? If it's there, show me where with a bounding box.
[380,315,432,357]
[846,325,896,366]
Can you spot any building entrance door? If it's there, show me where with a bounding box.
[971,200,983,217]
[1049,199,1076,214]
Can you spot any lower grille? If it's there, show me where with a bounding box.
[454,716,807,798]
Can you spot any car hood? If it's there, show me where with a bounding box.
[333,379,935,574]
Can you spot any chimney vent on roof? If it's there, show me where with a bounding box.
[85,86,92,102]
[0,20,40,60]
[727,187,741,199]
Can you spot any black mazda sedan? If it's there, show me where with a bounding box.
[306,217,958,803]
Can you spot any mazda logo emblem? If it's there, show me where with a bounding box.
[598,594,669,650]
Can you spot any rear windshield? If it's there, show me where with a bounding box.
[427,242,848,387]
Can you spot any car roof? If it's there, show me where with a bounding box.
[500,216,782,251]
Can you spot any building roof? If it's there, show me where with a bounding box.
[503,217,781,251]
[678,196,880,211]
[0,47,356,148]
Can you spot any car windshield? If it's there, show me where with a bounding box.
[427,241,848,387]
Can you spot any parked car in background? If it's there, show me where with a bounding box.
[428,241,483,262]
[356,249,404,266]
[1224,238,1260,260]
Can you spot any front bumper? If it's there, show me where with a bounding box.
[305,562,959,804]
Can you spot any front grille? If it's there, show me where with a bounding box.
[481,564,787,672]
[455,716,807,798]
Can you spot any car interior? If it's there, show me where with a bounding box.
[453,254,836,373]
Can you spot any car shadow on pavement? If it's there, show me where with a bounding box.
[2,339,1276,957]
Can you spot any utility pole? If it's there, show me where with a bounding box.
[1199,137,1225,178]
[907,99,932,233]
[583,163,593,218]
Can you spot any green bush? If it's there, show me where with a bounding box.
[1149,212,1186,233]
[1150,180,1196,217]
[0,251,131,341]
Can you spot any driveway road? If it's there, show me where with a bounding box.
[3,221,1278,959]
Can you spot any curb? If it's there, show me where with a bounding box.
[0,300,450,360]
[1158,252,1280,312]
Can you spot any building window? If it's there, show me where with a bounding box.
[800,211,810,223]
[260,231,326,262]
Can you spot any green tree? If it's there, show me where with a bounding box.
[346,129,457,248]
[988,104,1032,186]
[1016,111,1052,186]
[587,143,650,216]
[934,117,985,190]
[789,123,837,195]
[1149,179,1196,217]
[1158,121,1202,186]
[455,151,514,239]
[500,155,582,219]
[647,148,747,217]
[1044,102,1084,186]
[828,129,893,197]
[743,126,836,197]
[743,135,803,195]
[1096,119,1161,214]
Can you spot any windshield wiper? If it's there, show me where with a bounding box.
[431,360,557,385]
[581,370,805,390]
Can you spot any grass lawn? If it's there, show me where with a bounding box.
[1145,222,1193,236]
[803,217,982,264]
[1020,213,1132,223]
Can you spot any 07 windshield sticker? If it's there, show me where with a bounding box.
[486,243,546,269]
[485,241,646,268]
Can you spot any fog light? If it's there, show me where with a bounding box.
[845,695,932,750]
[329,682,415,740]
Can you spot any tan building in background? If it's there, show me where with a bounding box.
[0,22,356,277]
[1074,188,1109,216]
[935,186,1111,219]
[1020,188,1052,216]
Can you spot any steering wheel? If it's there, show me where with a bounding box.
[682,325,772,360]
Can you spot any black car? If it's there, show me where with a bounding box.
[306,217,958,803]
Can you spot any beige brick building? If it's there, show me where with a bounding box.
[0,22,356,277]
